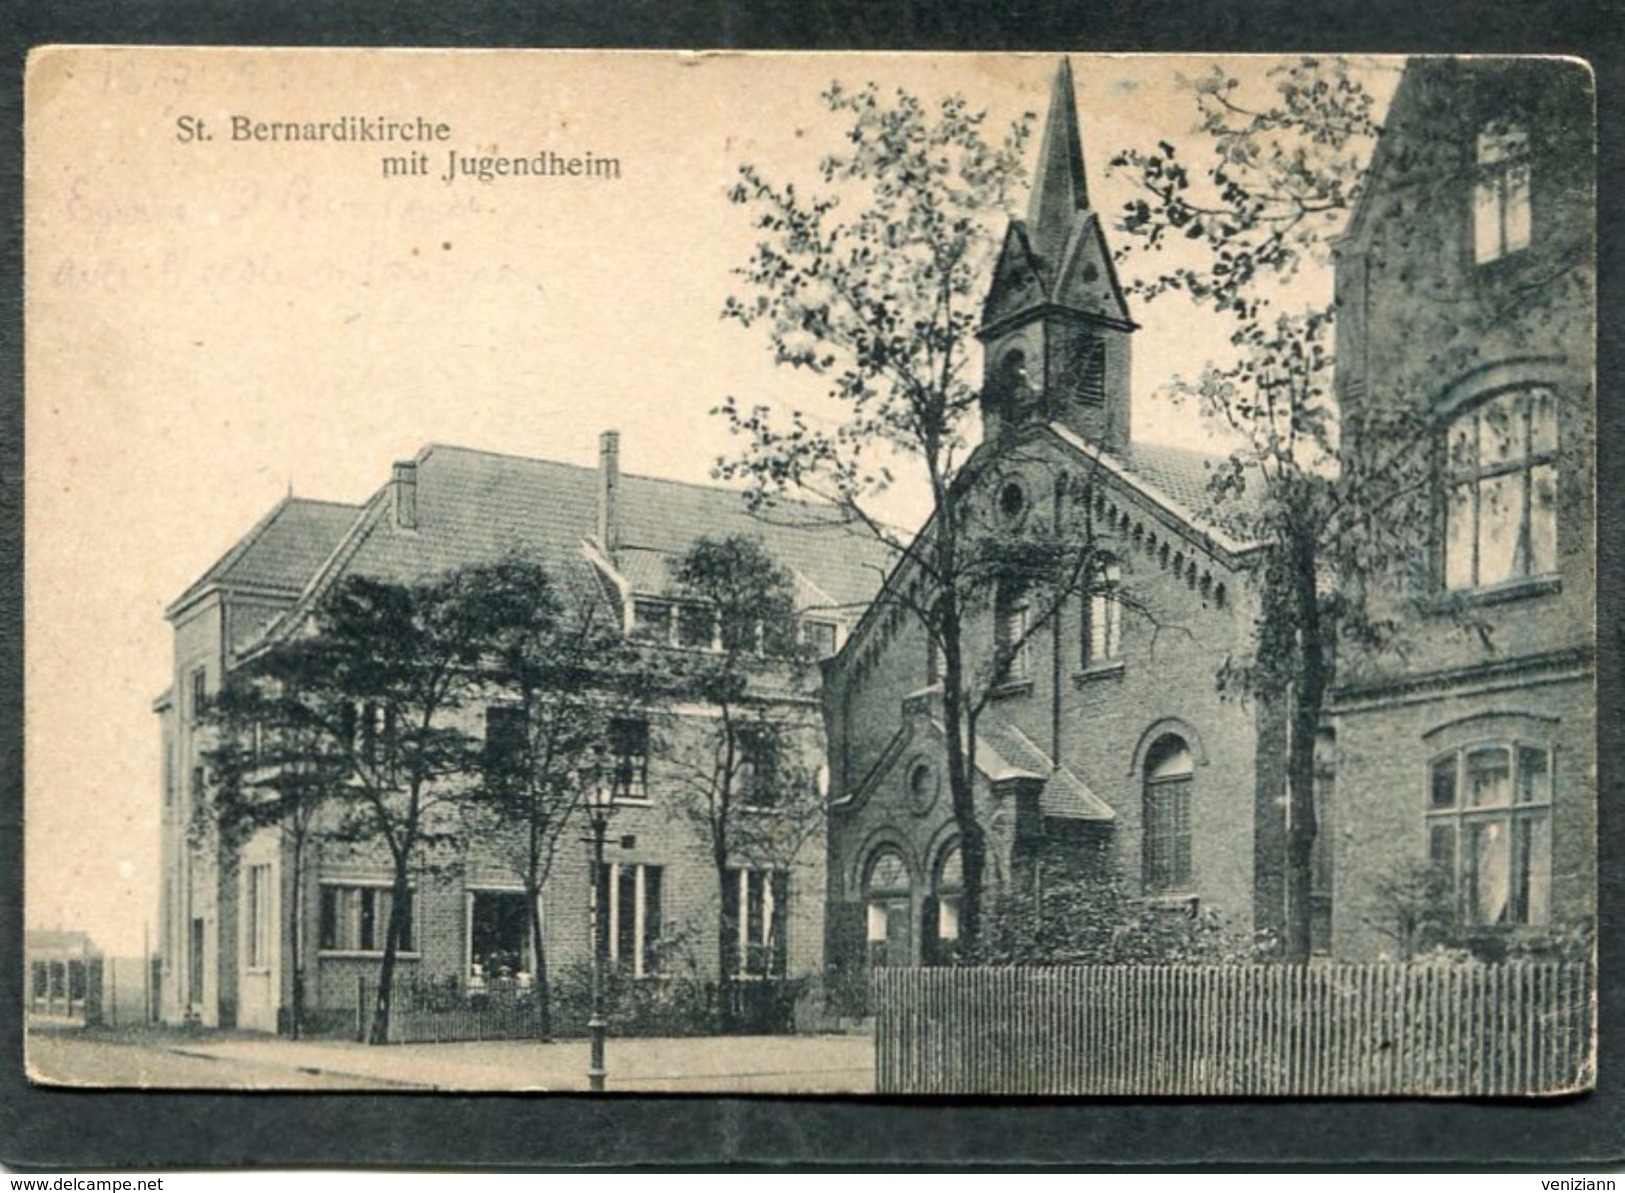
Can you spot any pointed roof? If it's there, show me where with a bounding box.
[980,59,1132,334]
[247,443,892,651]
[1027,57,1090,267]
[166,496,363,618]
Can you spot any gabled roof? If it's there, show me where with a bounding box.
[840,708,1114,822]
[167,497,362,618]
[255,442,891,646]
[1047,423,1263,556]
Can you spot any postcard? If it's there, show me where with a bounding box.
[23,47,1596,1098]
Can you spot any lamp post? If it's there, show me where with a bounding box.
[585,767,613,1093]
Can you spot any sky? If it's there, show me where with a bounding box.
[24,49,1398,954]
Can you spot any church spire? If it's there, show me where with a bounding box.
[1026,57,1090,269]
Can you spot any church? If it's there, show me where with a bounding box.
[821,60,1290,971]
[822,55,1595,973]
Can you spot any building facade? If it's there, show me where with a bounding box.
[156,434,884,1031]
[1326,58,1596,958]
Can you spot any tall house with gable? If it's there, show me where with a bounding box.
[1327,57,1595,957]
[156,435,885,1031]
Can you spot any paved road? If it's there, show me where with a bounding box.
[27,1025,875,1093]
[27,1029,403,1090]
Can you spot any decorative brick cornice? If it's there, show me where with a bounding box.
[1329,645,1593,713]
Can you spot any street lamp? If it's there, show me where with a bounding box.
[584,763,614,1093]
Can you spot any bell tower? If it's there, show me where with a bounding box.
[979,58,1135,452]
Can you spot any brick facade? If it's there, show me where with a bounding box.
[824,60,1281,972]
[1325,58,1595,957]
[158,440,879,1032]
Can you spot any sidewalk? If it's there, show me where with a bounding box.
[172,1032,875,1093]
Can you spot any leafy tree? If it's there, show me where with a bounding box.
[197,639,351,1038]
[290,571,510,1043]
[1108,57,1593,961]
[715,81,1112,951]
[458,557,646,1040]
[660,535,825,1027]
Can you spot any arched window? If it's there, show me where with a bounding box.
[1083,556,1123,667]
[924,842,963,964]
[863,849,912,967]
[1443,387,1558,591]
[990,347,1034,423]
[994,578,1030,682]
[1474,120,1531,264]
[1142,735,1193,894]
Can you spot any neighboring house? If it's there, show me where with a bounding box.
[822,61,1287,973]
[1327,58,1595,957]
[26,929,103,1024]
[155,435,886,1031]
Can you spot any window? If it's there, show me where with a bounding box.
[1084,557,1123,667]
[924,843,963,965]
[189,918,205,1005]
[1309,730,1335,955]
[737,725,781,810]
[1143,735,1193,894]
[469,889,534,984]
[997,480,1028,525]
[802,618,838,658]
[191,765,206,810]
[163,739,176,808]
[994,579,1030,682]
[1064,334,1107,406]
[483,704,528,789]
[1474,120,1531,264]
[1427,742,1551,927]
[1443,388,1558,590]
[189,666,208,722]
[608,716,649,800]
[319,884,414,952]
[594,862,663,977]
[925,598,943,684]
[724,868,789,978]
[906,759,938,816]
[245,863,273,969]
[990,347,1034,421]
[631,598,673,645]
[677,602,716,650]
[864,849,912,967]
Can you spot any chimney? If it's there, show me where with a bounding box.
[597,430,620,557]
[392,460,417,529]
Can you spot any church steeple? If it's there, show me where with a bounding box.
[977,57,1136,453]
[1027,57,1090,269]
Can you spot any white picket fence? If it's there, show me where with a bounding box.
[873,962,1593,1096]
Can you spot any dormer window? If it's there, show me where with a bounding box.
[676,602,716,650]
[631,597,674,645]
[1474,120,1531,264]
[802,618,838,658]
